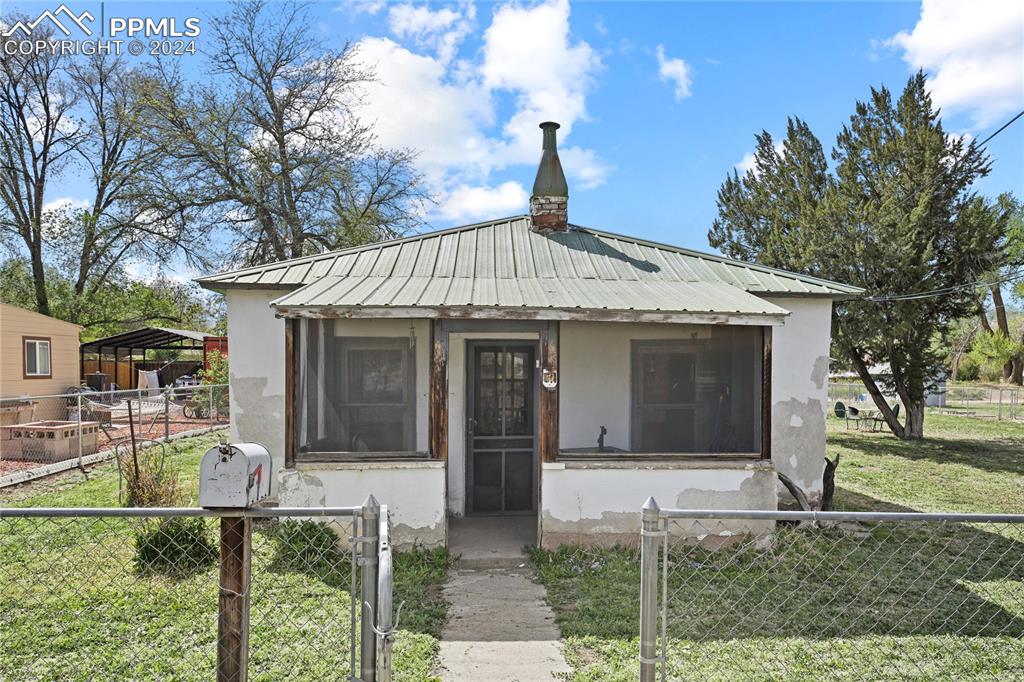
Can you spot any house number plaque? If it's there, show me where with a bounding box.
[542,368,558,389]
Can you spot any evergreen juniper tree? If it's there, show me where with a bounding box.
[710,72,1005,439]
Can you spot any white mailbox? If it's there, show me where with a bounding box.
[199,442,272,509]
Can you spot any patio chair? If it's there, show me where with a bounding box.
[834,402,862,430]
[874,403,899,431]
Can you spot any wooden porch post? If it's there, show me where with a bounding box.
[429,320,448,460]
[539,320,560,463]
[761,326,773,460]
[284,319,295,468]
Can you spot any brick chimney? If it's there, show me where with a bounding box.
[530,121,569,232]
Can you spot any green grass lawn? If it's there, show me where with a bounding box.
[531,414,1024,681]
[0,434,451,681]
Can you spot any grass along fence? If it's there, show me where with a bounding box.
[641,507,1024,681]
[0,504,412,682]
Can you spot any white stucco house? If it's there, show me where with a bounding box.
[198,122,862,549]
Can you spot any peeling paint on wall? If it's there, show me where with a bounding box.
[772,397,826,500]
[540,463,776,548]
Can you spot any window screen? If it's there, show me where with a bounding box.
[631,327,762,454]
[24,339,51,377]
[295,320,416,455]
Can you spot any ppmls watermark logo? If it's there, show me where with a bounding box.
[3,4,201,56]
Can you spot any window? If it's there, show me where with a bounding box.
[24,337,52,378]
[295,320,417,457]
[631,327,762,454]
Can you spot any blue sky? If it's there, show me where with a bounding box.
[9,0,1024,272]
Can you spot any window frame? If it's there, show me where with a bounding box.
[23,336,52,379]
[292,325,422,462]
[630,335,763,457]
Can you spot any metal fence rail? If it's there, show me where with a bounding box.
[0,385,231,484]
[828,382,1021,421]
[0,503,397,681]
[639,504,1024,681]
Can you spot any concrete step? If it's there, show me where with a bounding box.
[455,554,529,570]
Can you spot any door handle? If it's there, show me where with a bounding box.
[467,417,476,435]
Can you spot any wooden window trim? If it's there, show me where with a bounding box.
[23,336,52,379]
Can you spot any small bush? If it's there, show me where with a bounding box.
[117,443,178,507]
[272,520,342,571]
[134,517,217,576]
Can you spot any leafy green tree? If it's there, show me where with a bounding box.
[974,193,1024,384]
[710,72,1006,439]
[0,258,219,341]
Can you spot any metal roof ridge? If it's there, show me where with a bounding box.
[571,224,864,294]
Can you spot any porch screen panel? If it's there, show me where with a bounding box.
[295,320,416,455]
[631,327,761,454]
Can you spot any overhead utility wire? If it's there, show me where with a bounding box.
[859,108,1024,303]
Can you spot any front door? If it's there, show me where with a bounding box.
[466,343,537,514]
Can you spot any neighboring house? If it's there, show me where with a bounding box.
[198,122,862,548]
[0,303,83,400]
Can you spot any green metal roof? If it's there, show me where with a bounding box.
[197,216,861,320]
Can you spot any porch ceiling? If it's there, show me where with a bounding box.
[269,275,790,325]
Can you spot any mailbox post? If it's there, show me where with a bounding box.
[200,443,272,682]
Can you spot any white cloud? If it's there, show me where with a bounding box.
[42,196,90,213]
[357,0,609,222]
[656,44,692,101]
[887,0,1023,127]
[480,0,601,162]
[735,140,786,175]
[439,181,528,221]
[338,0,385,16]
[387,3,475,66]
[560,146,614,190]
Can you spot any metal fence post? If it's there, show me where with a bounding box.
[77,392,84,470]
[164,390,170,441]
[360,494,380,682]
[210,386,215,427]
[376,505,393,682]
[218,515,252,682]
[639,496,661,682]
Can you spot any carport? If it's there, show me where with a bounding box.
[79,327,226,390]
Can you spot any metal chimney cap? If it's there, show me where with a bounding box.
[532,121,568,196]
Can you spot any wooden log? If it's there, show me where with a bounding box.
[761,326,772,460]
[284,319,295,469]
[539,321,560,463]
[429,320,448,460]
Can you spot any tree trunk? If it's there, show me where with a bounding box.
[29,239,50,316]
[990,286,1014,382]
[1012,355,1023,386]
[848,349,905,438]
[902,399,925,439]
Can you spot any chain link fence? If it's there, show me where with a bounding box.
[639,506,1024,681]
[828,382,1021,421]
[0,384,229,483]
[0,504,400,681]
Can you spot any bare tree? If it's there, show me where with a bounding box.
[141,0,428,266]
[49,53,209,324]
[0,26,83,315]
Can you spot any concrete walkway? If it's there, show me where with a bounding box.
[438,518,570,681]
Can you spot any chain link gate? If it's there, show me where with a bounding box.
[1,499,401,681]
